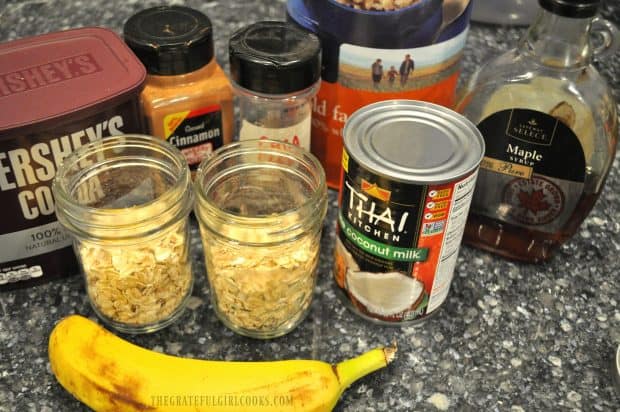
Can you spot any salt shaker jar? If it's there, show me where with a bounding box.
[194,140,327,339]
[229,21,321,150]
[52,135,194,333]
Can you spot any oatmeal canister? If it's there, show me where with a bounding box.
[0,28,146,290]
[335,100,484,324]
[287,0,473,188]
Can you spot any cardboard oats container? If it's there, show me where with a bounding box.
[0,27,146,290]
[287,0,473,188]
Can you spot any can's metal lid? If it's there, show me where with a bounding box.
[343,100,485,184]
[0,27,146,135]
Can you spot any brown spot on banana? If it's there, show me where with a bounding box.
[89,379,155,411]
[331,364,340,384]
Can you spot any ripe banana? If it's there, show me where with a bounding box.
[48,315,396,412]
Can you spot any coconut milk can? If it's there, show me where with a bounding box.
[334,100,484,324]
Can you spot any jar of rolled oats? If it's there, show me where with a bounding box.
[194,139,327,339]
[53,135,194,333]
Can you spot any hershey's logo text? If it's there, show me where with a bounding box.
[0,54,101,97]
[0,115,124,220]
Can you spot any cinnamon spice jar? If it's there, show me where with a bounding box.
[124,6,234,170]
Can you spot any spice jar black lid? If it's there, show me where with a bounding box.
[229,21,321,95]
[123,6,214,76]
[538,0,600,18]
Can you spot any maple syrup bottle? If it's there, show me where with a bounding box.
[456,0,618,263]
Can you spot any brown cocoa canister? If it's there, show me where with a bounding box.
[0,27,146,290]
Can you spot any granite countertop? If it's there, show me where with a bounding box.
[1,1,620,411]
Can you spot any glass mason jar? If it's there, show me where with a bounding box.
[194,139,327,339]
[53,135,194,333]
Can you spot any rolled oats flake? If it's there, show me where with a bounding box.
[80,227,191,326]
[205,233,319,331]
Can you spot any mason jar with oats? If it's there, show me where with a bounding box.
[194,140,327,339]
[53,135,194,333]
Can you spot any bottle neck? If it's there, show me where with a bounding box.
[519,8,594,69]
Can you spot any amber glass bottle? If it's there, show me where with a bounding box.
[456,0,618,263]
[124,6,234,170]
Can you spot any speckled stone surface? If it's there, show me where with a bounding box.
[1,1,620,411]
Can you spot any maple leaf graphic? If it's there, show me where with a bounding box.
[517,189,550,214]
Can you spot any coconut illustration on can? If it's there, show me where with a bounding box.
[334,100,484,324]
[346,271,427,322]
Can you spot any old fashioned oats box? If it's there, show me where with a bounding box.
[287,0,473,188]
[0,28,146,290]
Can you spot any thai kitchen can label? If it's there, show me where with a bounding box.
[334,100,484,324]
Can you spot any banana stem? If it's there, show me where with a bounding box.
[334,343,397,393]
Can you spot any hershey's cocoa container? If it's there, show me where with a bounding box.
[334,100,484,324]
[287,0,473,189]
[0,28,146,290]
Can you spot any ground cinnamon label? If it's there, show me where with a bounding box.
[124,6,234,169]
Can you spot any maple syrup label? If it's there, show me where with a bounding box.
[163,105,224,169]
[335,148,478,323]
[473,108,585,233]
